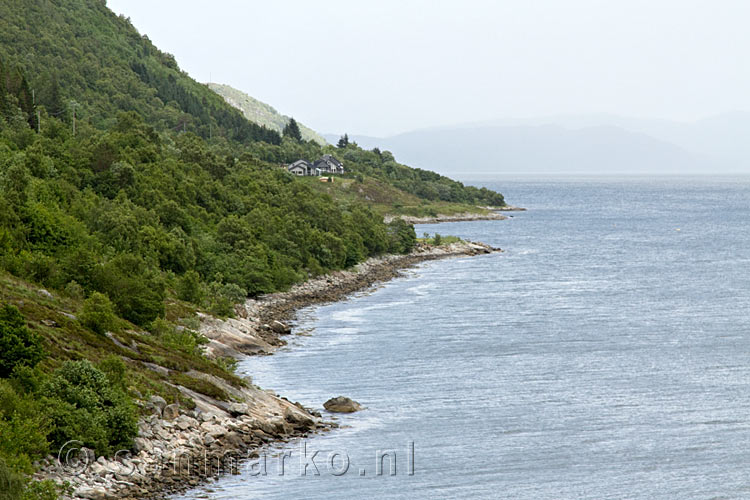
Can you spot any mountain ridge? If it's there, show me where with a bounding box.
[327,111,749,176]
[208,82,327,145]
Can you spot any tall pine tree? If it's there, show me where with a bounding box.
[282,117,302,141]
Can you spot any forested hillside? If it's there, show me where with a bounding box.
[0,1,505,496]
[0,0,279,143]
[209,83,327,145]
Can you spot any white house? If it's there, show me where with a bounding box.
[287,159,315,176]
[313,154,345,174]
[287,155,344,176]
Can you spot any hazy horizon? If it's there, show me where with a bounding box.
[106,0,750,138]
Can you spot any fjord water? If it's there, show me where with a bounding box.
[179,177,750,499]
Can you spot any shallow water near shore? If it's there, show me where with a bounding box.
[175,176,750,499]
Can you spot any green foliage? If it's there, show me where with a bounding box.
[150,318,207,356]
[79,292,118,334]
[177,270,204,304]
[0,4,280,144]
[0,459,25,500]
[386,219,417,254]
[282,117,302,141]
[97,355,127,392]
[433,233,442,246]
[0,378,51,473]
[42,360,137,455]
[0,305,45,377]
[20,480,59,500]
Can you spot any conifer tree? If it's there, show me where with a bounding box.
[282,117,302,141]
[337,133,349,148]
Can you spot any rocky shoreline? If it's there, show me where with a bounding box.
[202,240,500,357]
[40,240,499,500]
[383,212,508,224]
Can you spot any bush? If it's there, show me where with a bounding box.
[79,292,118,334]
[0,305,46,377]
[177,270,203,304]
[386,219,417,254]
[0,459,24,500]
[150,318,207,356]
[207,282,246,317]
[63,280,84,300]
[0,379,50,474]
[42,360,137,454]
[433,233,442,246]
[97,355,127,392]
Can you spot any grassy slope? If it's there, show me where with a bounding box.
[209,83,326,145]
[299,176,492,218]
[0,271,241,407]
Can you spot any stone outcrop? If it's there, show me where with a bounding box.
[37,390,325,500]
[323,396,362,413]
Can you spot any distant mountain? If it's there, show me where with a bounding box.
[327,124,718,176]
[209,83,326,145]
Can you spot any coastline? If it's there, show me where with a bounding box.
[43,240,500,500]
[383,205,525,225]
[384,212,508,224]
[202,239,500,357]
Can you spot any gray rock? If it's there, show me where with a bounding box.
[323,396,362,413]
[271,320,292,335]
[162,403,180,421]
[74,486,111,500]
[38,289,53,299]
[175,415,197,430]
[149,395,167,412]
[227,402,249,416]
[133,438,153,454]
[283,407,314,428]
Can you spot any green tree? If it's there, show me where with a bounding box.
[79,292,118,335]
[337,133,349,148]
[0,305,45,378]
[177,270,204,304]
[282,117,302,141]
[42,360,137,454]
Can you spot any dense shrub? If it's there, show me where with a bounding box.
[79,292,118,335]
[0,380,50,474]
[42,360,137,454]
[150,318,207,356]
[177,270,204,304]
[386,219,417,254]
[0,305,45,377]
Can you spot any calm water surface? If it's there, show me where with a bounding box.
[176,176,750,499]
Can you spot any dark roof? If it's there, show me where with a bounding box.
[288,159,312,170]
[319,155,342,167]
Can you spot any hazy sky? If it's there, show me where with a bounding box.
[107,0,750,137]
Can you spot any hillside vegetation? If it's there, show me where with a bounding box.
[209,83,326,145]
[0,0,505,496]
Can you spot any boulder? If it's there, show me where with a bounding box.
[133,438,153,454]
[162,403,180,421]
[323,396,362,413]
[271,320,291,335]
[148,395,167,412]
[283,407,314,428]
[227,402,249,416]
[74,487,112,500]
